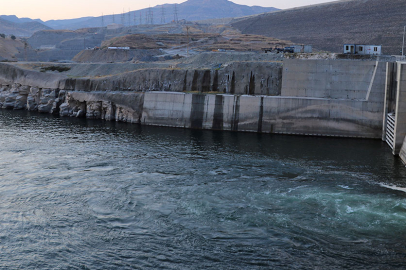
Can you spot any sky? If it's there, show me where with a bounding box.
[1,0,335,21]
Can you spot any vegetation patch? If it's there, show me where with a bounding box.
[40,66,71,72]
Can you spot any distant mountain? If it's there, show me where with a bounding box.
[0,15,44,24]
[0,18,52,37]
[231,0,406,55]
[45,17,95,30]
[40,0,278,30]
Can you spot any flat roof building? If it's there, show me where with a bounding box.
[344,44,382,55]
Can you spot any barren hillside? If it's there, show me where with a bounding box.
[232,0,406,54]
[0,37,25,61]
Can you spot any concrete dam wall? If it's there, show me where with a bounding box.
[0,59,388,138]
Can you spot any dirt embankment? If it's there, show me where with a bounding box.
[72,49,163,63]
[232,0,406,54]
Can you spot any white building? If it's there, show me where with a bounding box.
[108,47,130,50]
[343,44,382,55]
[39,45,56,50]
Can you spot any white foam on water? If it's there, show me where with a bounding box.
[338,185,353,190]
[380,184,406,193]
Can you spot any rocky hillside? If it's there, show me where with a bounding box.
[27,28,105,50]
[0,17,51,37]
[43,0,278,30]
[21,28,107,61]
[231,0,406,55]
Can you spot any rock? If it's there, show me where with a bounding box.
[86,101,102,119]
[101,101,115,121]
[76,110,85,118]
[59,102,71,117]
[14,94,27,110]
[38,89,59,113]
[27,86,40,111]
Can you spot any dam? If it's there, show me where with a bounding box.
[0,55,405,162]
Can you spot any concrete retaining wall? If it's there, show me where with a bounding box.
[282,59,386,101]
[0,59,389,139]
[140,92,383,137]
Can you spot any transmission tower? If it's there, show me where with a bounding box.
[121,10,125,25]
[113,13,115,23]
[128,9,131,26]
[140,11,142,25]
[146,7,153,25]
[101,13,104,27]
[161,6,166,24]
[174,4,179,23]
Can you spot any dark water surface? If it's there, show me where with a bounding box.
[1,110,406,269]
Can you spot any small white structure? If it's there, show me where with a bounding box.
[39,45,56,50]
[343,44,382,55]
[108,47,130,50]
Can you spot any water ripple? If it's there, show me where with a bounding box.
[0,110,406,269]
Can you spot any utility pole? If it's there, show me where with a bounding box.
[24,42,28,62]
[101,13,104,28]
[186,26,190,57]
[403,25,406,59]
[140,11,142,25]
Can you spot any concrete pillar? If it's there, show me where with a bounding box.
[393,62,406,155]
[382,62,395,141]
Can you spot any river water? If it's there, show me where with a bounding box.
[1,109,406,269]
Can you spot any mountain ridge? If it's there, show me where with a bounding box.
[35,0,278,30]
[0,18,51,37]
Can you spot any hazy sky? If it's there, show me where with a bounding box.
[2,0,335,21]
